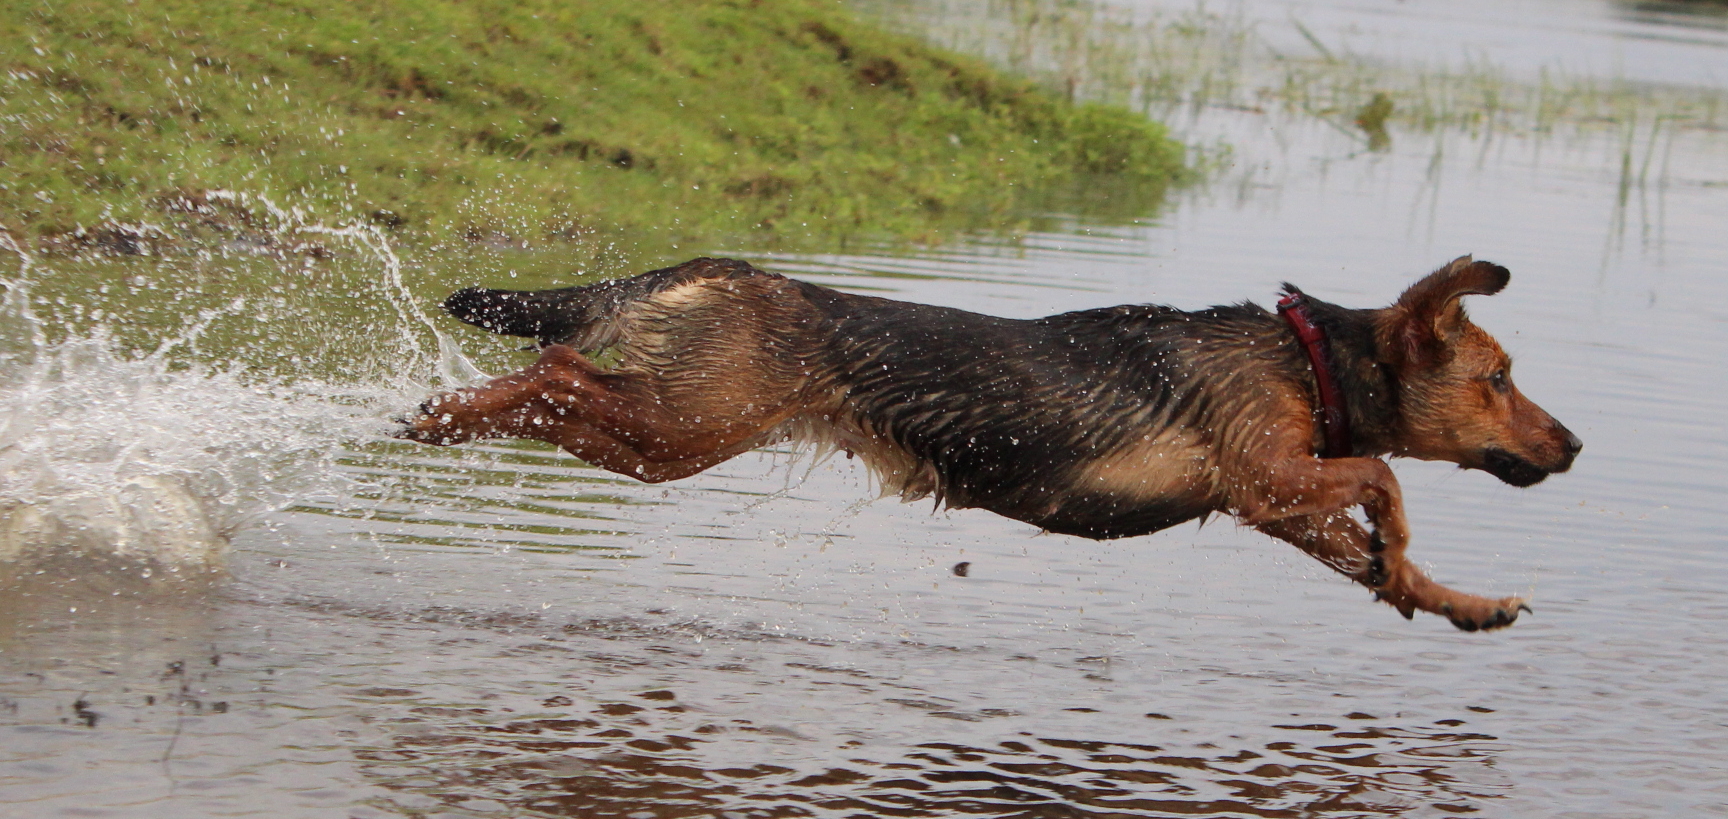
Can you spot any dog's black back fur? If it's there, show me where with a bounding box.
[806,288,1257,536]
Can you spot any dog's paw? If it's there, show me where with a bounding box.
[388,416,417,439]
[392,419,448,445]
[391,419,443,444]
[1439,597,1531,632]
[392,395,471,446]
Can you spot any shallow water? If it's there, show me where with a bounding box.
[4,3,1728,819]
[1146,0,1728,88]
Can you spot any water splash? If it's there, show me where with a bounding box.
[199,189,486,386]
[294,215,485,388]
[0,220,480,576]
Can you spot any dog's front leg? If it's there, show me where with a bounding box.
[1235,456,1528,631]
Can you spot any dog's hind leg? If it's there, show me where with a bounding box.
[398,345,804,482]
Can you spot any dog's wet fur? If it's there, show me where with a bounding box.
[399,256,1581,631]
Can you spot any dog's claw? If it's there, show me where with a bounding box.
[392,424,437,444]
[1371,589,1416,619]
[1366,555,1389,587]
[1439,598,1528,632]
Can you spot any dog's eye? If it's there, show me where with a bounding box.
[1489,369,1509,393]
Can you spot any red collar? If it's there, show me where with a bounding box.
[1277,291,1353,458]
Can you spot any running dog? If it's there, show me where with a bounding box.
[397,256,1581,631]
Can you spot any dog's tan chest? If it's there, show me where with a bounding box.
[1071,428,1217,505]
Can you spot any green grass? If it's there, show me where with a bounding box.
[0,0,1188,253]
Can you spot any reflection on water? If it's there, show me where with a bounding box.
[302,441,648,555]
[1614,0,1728,34]
[340,608,1514,818]
[5,1,1728,818]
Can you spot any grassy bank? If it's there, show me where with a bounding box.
[0,0,1187,253]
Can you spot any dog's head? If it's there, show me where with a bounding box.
[1375,257,1582,486]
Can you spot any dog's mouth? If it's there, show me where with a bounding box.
[1481,448,1552,487]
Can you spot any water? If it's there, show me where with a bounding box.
[3,3,1728,818]
[1164,0,1728,88]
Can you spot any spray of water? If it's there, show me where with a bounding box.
[0,217,482,577]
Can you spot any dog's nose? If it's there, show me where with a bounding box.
[1550,424,1583,470]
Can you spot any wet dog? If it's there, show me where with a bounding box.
[398,256,1580,631]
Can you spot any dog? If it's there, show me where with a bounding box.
[398,255,1580,631]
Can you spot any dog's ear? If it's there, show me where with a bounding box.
[1383,256,1510,366]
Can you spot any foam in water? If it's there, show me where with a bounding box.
[0,222,480,575]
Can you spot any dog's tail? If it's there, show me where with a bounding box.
[441,257,773,350]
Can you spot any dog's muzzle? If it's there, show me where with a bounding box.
[1482,447,1557,487]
